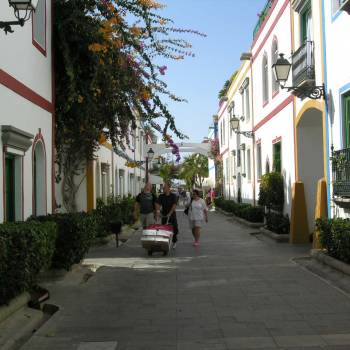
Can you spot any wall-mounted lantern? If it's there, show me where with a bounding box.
[272,53,325,100]
[0,0,38,34]
[230,117,254,138]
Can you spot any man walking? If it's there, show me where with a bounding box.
[157,183,179,248]
[134,183,157,229]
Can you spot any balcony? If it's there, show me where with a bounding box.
[332,148,350,198]
[253,0,275,39]
[340,0,350,15]
[291,41,315,91]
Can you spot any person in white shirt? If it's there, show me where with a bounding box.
[187,189,208,247]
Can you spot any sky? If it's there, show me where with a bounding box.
[157,0,267,143]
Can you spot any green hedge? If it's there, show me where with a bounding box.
[0,221,57,306]
[258,172,284,212]
[316,218,350,264]
[29,213,96,270]
[265,212,290,234]
[92,197,136,238]
[214,198,264,223]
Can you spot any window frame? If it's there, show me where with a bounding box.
[262,53,269,105]
[271,38,279,95]
[256,142,262,180]
[32,0,47,56]
[272,140,282,173]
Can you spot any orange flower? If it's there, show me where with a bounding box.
[130,26,142,37]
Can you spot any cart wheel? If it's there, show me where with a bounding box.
[148,250,153,256]
[163,251,168,256]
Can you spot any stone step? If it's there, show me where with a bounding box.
[0,306,44,350]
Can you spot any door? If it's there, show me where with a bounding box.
[5,156,15,222]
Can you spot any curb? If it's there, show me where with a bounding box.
[259,227,290,243]
[0,292,30,324]
[311,249,350,276]
[216,207,264,228]
[231,216,264,229]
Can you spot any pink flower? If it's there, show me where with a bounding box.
[159,65,167,75]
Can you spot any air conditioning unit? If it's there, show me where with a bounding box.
[340,0,350,14]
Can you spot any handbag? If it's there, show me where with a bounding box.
[184,199,192,216]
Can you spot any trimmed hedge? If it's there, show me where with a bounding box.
[0,221,57,306]
[258,172,284,212]
[92,197,136,238]
[214,198,264,223]
[265,212,290,235]
[29,213,96,270]
[316,218,350,264]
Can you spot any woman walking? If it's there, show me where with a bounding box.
[188,190,208,247]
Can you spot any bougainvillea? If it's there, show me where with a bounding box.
[54,0,205,211]
[164,134,181,162]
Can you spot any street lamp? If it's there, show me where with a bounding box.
[272,53,325,100]
[1,0,38,34]
[145,147,155,183]
[230,117,254,138]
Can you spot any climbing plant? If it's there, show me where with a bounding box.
[54,0,205,211]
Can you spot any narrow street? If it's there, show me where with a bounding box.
[22,210,350,350]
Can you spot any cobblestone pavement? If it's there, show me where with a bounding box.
[22,209,350,350]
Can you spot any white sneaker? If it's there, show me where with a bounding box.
[172,243,177,249]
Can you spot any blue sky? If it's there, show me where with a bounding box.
[157,0,267,143]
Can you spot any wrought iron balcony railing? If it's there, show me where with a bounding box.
[292,41,315,87]
[332,147,350,197]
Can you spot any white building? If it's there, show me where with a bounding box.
[56,122,152,213]
[323,0,350,218]
[218,0,328,244]
[0,0,54,222]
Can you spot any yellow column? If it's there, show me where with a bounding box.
[290,182,310,244]
[313,178,328,249]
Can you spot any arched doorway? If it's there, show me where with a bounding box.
[296,105,325,234]
[33,141,46,216]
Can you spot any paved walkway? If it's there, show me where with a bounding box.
[22,210,350,350]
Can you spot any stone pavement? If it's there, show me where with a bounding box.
[22,209,350,350]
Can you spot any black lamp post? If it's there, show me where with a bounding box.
[230,116,254,138]
[145,147,155,183]
[272,53,325,100]
[1,0,38,34]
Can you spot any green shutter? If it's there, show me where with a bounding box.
[344,95,350,148]
[5,157,15,222]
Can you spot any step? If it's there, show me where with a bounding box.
[0,306,44,350]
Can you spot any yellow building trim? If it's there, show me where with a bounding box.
[101,142,113,150]
[295,100,324,127]
[86,161,94,212]
[226,62,251,101]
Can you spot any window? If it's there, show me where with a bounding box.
[333,0,342,14]
[300,4,312,44]
[232,151,236,176]
[33,141,46,216]
[262,54,269,104]
[257,143,262,180]
[247,149,251,181]
[33,0,46,53]
[271,39,279,94]
[343,93,350,148]
[245,85,250,122]
[223,118,226,145]
[5,155,22,222]
[220,121,223,146]
[273,141,282,173]
[240,78,250,122]
[226,158,230,184]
